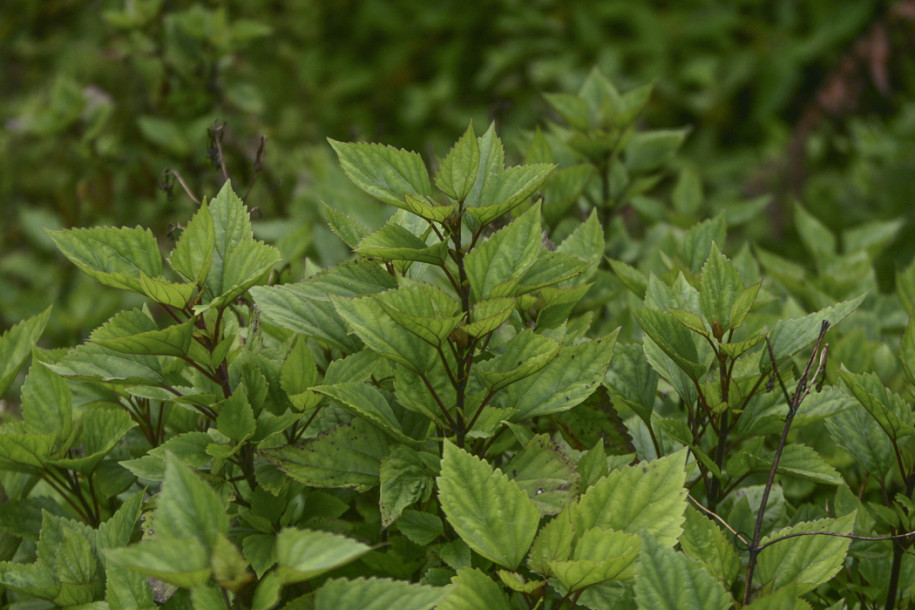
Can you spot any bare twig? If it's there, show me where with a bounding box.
[161,169,202,206]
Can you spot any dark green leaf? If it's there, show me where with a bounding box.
[437,567,511,610]
[105,537,211,589]
[329,139,432,208]
[156,453,228,551]
[276,527,371,584]
[464,203,542,301]
[316,577,450,610]
[634,534,732,610]
[20,359,71,441]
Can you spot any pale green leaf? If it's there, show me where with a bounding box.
[329,139,432,208]
[679,506,740,586]
[571,449,688,546]
[316,577,450,610]
[464,203,542,301]
[169,202,215,285]
[276,528,371,584]
[634,534,732,610]
[435,123,480,201]
[48,407,136,473]
[396,509,444,546]
[437,442,540,569]
[633,309,707,380]
[48,225,162,293]
[356,221,449,265]
[527,509,573,576]
[216,388,256,441]
[0,306,51,396]
[97,491,145,552]
[550,528,641,590]
[461,297,516,338]
[463,123,505,210]
[324,203,371,250]
[756,512,856,594]
[21,359,71,441]
[91,319,195,357]
[475,330,560,392]
[0,562,60,599]
[138,272,196,308]
[437,567,511,610]
[556,209,603,270]
[840,369,915,440]
[466,163,555,226]
[699,243,742,330]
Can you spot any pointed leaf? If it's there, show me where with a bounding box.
[91,318,194,357]
[0,562,60,599]
[505,331,617,419]
[466,163,555,226]
[679,506,740,586]
[169,201,215,285]
[436,123,480,201]
[380,446,434,528]
[556,209,604,270]
[329,139,432,208]
[550,529,641,590]
[634,534,732,610]
[0,306,51,396]
[156,453,228,551]
[475,330,560,392]
[315,383,412,443]
[527,509,574,576]
[324,204,371,250]
[438,441,540,569]
[21,360,71,441]
[276,528,371,584]
[356,222,449,265]
[700,243,742,330]
[465,203,542,301]
[216,388,256,441]
[571,449,688,546]
[768,294,866,363]
[105,537,211,589]
[605,342,659,423]
[633,309,707,380]
[756,512,856,594]
[625,129,687,172]
[437,568,511,610]
[461,298,516,338]
[48,225,162,293]
[463,123,505,211]
[138,272,196,308]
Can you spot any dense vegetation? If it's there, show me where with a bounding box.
[3,2,915,608]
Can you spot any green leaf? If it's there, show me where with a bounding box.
[794,204,836,260]
[47,407,135,473]
[742,443,844,485]
[251,261,397,352]
[281,336,319,410]
[543,93,591,131]
[825,404,893,478]
[461,298,516,338]
[105,565,156,609]
[371,279,462,348]
[48,225,162,293]
[191,584,229,610]
[324,204,371,250]
[329,139,432,208]
[156,453,228,551]
[475,330,560,392]
[550,528,641,590]
[435,123,480,201]
[138,272,196,308]
[264,419,388,490]
[625,128,687,172]
[767,294,866,363]
[463,123,505,211]
[54,524,97,585]
[633,309,707,381]
[466,163,555,226]
[542,165,595,225]
[315,383,412,444]
[609,259,649,299]
[437,441,540,569]
[504,331,617,420]
[699,243,743,331]
[605,342,659,423]
[356,221,449,265]
[465,203,542,301]
[97,490,145,552]
[756,512,856,594]
[0,306,51,396]
[316,577,450,610]
[242,534,276,579]
[21,359,71,441]
[380,446,434,528]
[217,388,256,441]
[556,209,604,270]
[634,534,732,610]
[678,506,740,586]
[507,434,579,515]
[0,431,55,470]
[571,449,688,546]
[527,509,574,577]
[0,562,60,599]
[332,293,436,372]
[396,509,444,546]
[275,528,371,584]
[681,215,726,272]
[202,181,281,307]
[105,537,211,589]
[169,201,215,285]
[515,251,590,294]
[437,567,511,610]
[211,533,251,591]
[91,318,195,357]
[840,369,915,441]
[729,281,761,330]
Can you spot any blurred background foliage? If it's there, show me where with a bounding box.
[2,0,915,346]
